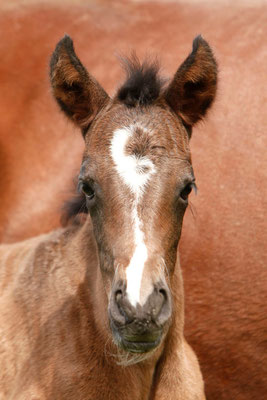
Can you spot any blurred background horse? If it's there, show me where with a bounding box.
[0,0,266,399]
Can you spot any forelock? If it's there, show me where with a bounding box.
[117,54,166,107]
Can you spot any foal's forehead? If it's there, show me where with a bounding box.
[85,103,190,161]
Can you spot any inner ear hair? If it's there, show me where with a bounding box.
[165,35,217,127]
[50,35,109,130]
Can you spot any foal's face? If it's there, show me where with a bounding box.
[50,35,217,355]
[80,104,193,351]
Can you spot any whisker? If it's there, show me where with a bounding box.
[158,257,170,283]
[188,201,198,222]
[104,335,156,366]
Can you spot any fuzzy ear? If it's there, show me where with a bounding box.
[165,35,217,128]
[50,35,109,133]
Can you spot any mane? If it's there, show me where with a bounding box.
[117,54,166,107]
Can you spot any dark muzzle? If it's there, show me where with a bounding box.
[109,280,172,353]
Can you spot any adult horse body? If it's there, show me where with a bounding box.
[0,36,217,399]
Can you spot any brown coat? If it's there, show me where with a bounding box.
[0,222,204,400]
[0,1,266,399]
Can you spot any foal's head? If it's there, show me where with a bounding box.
[50,36,217,356]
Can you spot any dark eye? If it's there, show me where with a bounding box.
[81,182,95,200]
[180,182,197,202]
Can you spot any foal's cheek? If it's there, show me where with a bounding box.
[175,202,188,230]
[103,275,113,300]
[166,206,187,260]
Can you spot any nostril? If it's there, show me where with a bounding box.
[151,284,171,326]
[159,288,167,299]
[110,286,135,325]
[115,289,123,302]
[109,288,126,326]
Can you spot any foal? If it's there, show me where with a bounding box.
[0,35,217,399]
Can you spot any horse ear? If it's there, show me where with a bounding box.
[50,35,109,133]
[164,35,217,128]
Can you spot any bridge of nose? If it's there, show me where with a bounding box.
[113,251,168,306]
[114,261,163,307]
[126,268,154,307]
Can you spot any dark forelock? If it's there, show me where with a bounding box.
[117,54,165,107]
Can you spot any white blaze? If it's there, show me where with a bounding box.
[110,126,156,306]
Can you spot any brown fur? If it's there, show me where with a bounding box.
[0,225,204,400]
[0,1,266,399]
[50,35,109,133]
[165,35,217,126]
[0,31,217,398]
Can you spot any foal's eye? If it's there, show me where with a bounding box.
[81,182,95,200]
[180,182,197,202]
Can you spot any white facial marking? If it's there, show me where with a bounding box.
[111,127,155,197]
[111,126,156,306]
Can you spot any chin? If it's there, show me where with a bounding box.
[111,324,163,355]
